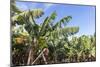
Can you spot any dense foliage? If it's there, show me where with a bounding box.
[11,1,96,66]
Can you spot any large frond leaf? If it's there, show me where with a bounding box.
[50,27,79,38]
[11,9,44,25]
[11,4,22,14]
[40,12,57,36]
[11,0,22,15]
[53,16,72,29]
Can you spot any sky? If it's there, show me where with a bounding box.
[15,1,96,36]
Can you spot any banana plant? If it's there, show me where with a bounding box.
[12,9,79,65]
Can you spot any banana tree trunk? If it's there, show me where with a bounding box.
[54,51,57,63]
[27,47,33,65]
[32,49,47,64]
[42,53,47,64]
[27,37,37,65]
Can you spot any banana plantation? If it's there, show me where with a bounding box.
[11,1,96,66]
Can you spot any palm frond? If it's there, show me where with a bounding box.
[11,4,22,14]
[50,27,79,38]
[40,12,57,35]
[11,0,22,15]
[53,16,72,29]
[11,9,44,25]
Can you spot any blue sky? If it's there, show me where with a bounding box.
[16,1,95,36]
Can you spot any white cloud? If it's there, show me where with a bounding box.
[43,3,54,11]
[16,3,28,11]
[45,3,54,7]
